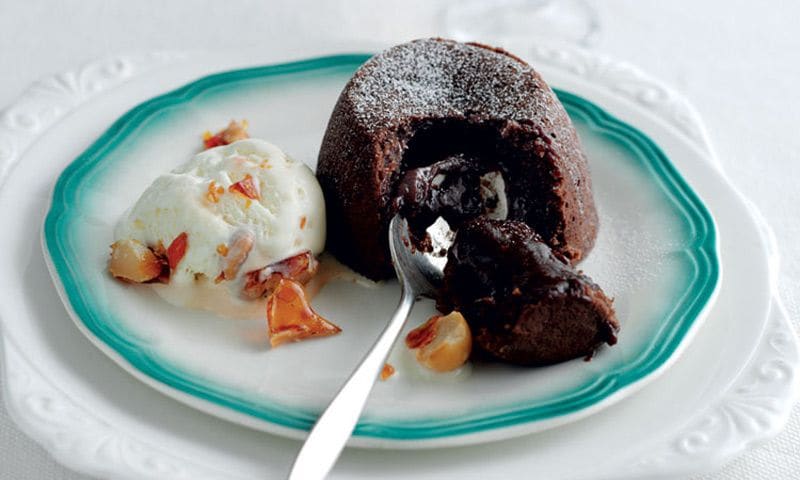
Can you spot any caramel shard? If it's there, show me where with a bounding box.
[405,311,472,372]
[267,278,341,347]
[109,239,163,283]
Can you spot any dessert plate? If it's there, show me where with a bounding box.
[40,53,720,447]
[1,46,796,479]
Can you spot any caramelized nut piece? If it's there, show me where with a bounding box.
[206,180,225,203]
[267,278,341,347]
[203,120,249,149]
[229,174,260,200]
[219,119,249,144]
[219,229,254,281]
[380,363,395,381]
[166,232,188,270]
[109,239,163,283]
[405,311,472,372]
[241,251,318,299]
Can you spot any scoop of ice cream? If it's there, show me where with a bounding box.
[114,139,325,317]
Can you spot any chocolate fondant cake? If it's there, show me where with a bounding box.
[317,38,598,280]
[317,38,618,366]
[439,218,618,365]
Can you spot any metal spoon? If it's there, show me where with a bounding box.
[287,214,447,480]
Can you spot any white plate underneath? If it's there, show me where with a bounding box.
[1,44,798,479]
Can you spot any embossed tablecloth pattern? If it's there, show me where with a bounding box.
[1,1,798,478]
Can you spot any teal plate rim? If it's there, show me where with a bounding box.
[43,54,720,441]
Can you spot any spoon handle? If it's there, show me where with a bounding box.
[287,287,416,480]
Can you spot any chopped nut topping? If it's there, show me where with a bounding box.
[203,132,224,149]
[153,240,166,257]
[267,278,341,347]
[202,120,249,150]
[216,243,229,257]
[166,232,189,270]
[299,216,307,229]
[206,181,225,203]
[229,174,260,200]
[405,318,437,349]
[221,119,249,144]
[150,241,170,283]
[242,251,318,299]
[109,239,164,283]
[405,311,472,372]
[218,229,254,281]
[380,363,395,381]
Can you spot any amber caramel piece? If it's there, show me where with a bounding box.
[267,278,341,347]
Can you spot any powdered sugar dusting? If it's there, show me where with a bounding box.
[346,39,553,130]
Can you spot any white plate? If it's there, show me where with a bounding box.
[39,50,719,447]
[0,44,797,478]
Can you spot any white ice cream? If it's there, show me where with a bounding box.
[115,139,325,317]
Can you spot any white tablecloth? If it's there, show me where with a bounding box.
[1,1,798,478]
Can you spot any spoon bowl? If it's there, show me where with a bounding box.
[388,215,448,298]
